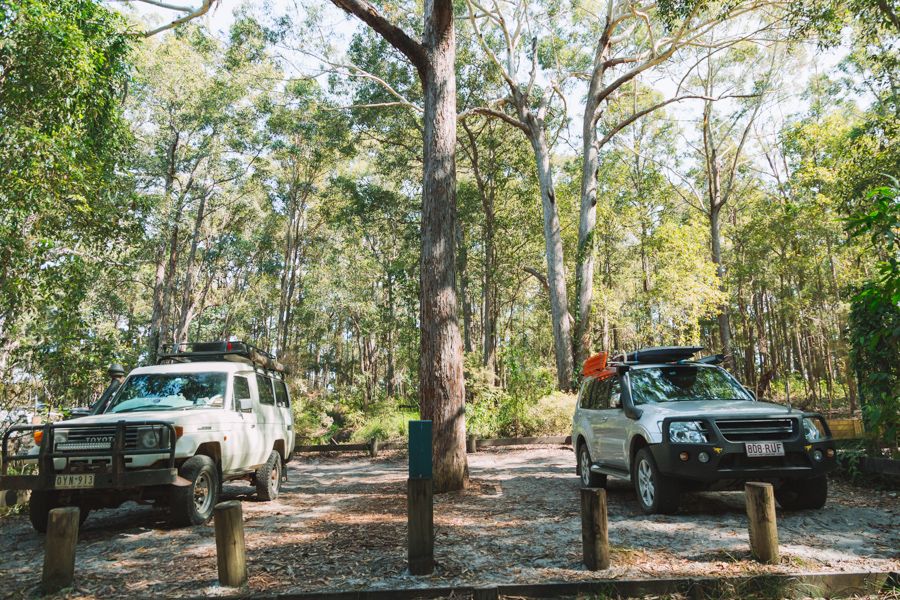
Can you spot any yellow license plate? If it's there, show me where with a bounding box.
[54,474,95,489]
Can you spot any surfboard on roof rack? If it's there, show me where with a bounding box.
[610,346,704,364]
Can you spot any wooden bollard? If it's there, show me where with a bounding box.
[214,501,248,587]
[745,482,779,564]
[580,487,610,570]
[42,506,80,594]
[466,434,477,453]
[368,438,379,458]
[407,478,434,575]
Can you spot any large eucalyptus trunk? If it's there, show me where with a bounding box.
[574,93,601,370]
[709,204,731,355]
[417,1,467,492]
[529,122,573,390]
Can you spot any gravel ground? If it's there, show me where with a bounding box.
[0,446,897,598]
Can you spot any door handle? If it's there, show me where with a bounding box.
[597,417,608,423]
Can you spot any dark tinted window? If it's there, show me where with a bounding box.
[274,379,289,407]
[256,374,275,405]
[593,377,611,409]
[233,376,251,411]
[580,379,596,409]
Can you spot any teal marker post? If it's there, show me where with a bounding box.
[407,420,434,575]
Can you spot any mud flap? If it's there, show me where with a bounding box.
[172,475,193,487]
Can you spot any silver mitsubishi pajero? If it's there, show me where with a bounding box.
[572,346,836,514]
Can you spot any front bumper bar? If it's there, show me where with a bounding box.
[1,421,178,492]
[651,414,837,482]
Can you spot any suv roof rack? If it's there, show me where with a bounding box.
[611,346,704,364]
[158,341,288,374]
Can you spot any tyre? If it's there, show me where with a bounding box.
[29,492,89,533]
[169,455,219,526]
[775,475,827,510]
[632,447,680,514]
[577,443,607,488]
[255,450,282,501]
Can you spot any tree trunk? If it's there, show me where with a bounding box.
[456,220,473,354]
[574,94,601,372]
[709,204,731,355]
[176,193,207,343]
[418,1,467,493]
[529,123,574,390]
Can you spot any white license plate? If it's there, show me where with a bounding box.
[54,474,95,489]
[745,442,785,457]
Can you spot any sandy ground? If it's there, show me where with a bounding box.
[0,446,897,598]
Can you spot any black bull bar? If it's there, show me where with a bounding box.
[1,421,182,491]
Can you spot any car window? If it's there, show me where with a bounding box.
[274,379,289,407]
[608,379,622,409]
[233,376,251,411]
[256,374,275,405]
[630,366,752,404]
[579,379,595,409]
[593,378,611,409]
[107,373,226,413]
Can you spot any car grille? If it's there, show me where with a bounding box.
[714,418,796,442]
[54,427,139,452]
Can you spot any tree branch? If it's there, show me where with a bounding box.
[330,0,427,73]
[133,0,218,37]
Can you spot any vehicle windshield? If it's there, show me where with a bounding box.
[106,373,227,413]
[629,366,752,404]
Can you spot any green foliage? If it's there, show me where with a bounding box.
[0,0,135,407]
[848,181,900,451]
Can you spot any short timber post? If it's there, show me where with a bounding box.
[42,506,80,594]
[466,434,477,453]
[407,420,434,575]
[368,437,379,458]
[745,482,779,564]
[580,487,610,570]
[214,500,248,587]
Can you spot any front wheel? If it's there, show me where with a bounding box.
[29,492,89,533]
[169,455,219,526]
[577,443,607,488]
[632,447,680,514]
[775,475,827,510]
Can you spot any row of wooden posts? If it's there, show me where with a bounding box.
[41,479,781,593]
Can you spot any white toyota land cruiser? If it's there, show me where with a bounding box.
[0,341,295,532]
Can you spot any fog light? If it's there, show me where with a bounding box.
[826,448,835,458]
[679,451,690,462]
[698,451,710,463]
[812,450,823,462]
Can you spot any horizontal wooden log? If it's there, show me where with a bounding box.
[829,418,865,440]
[219,570,895,599]
[294,436,573,454]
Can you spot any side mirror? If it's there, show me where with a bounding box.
[68,407,91,418]
[239,398,253,413]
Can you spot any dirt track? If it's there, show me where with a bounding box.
[0,446,897,598]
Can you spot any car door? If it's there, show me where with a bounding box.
[272,378,294,455]
[597,377,630,470]
[586,377,611,460]
[253,373,277,466]
[224,374,258,473]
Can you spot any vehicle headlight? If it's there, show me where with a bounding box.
[669,421,708,444]
[138,428,161,449]
[803,417,825,442]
